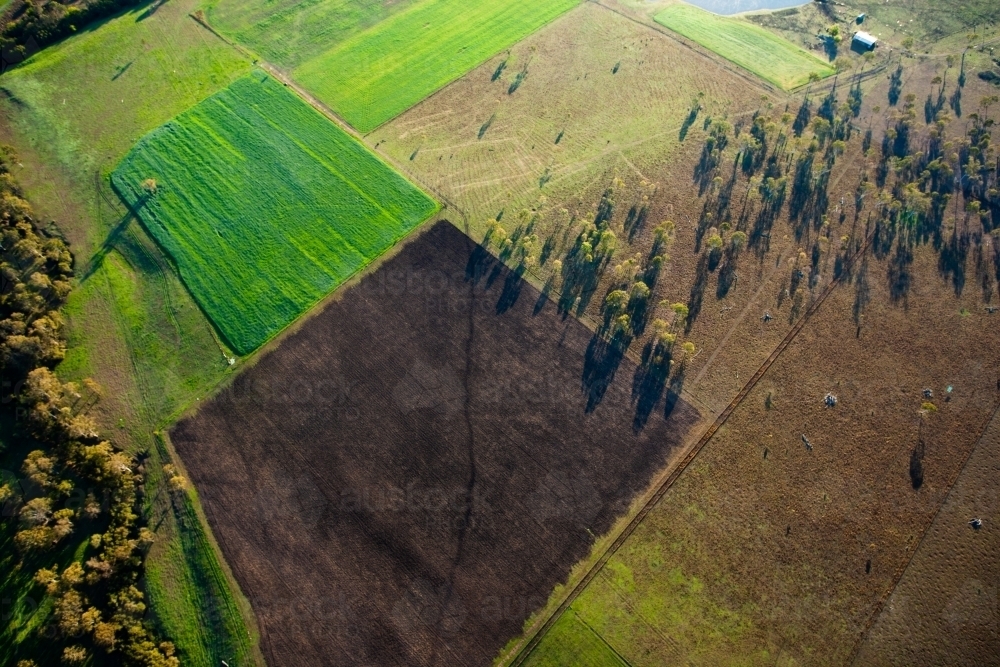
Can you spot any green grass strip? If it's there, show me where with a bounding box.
[294,0,580,133]
[655,3,835,90]
[112,71,438,355]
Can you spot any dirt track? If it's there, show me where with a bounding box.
[171,220,700,666]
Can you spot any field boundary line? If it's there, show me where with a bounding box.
[847,391,1000,664]
[574,611,634,667]
[505,229,876,666]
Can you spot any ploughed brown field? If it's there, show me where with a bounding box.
[169,220,700,666]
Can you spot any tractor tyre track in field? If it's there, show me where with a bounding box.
[506,226,879,666]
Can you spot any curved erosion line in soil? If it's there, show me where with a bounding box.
[847,393,1000,664]
[506,228,877,666]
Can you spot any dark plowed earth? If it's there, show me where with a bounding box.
[170,220,700,667]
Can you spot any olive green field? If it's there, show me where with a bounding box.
[203,0,422,70]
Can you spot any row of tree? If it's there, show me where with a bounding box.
[0,145,180,666]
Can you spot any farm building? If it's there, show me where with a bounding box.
[853,31,877,50]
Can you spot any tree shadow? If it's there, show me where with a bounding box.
[909,436,925,489]
[716,248,739,299]
[853,250,871,327]
[111,60,133,80]
[533,275,554,315]
[888,236,914,305]
[496,263,525,314]
[685,253,709,333]
[624,204,649,243]
[938,230,968,296]
[631,340,671,433]
[79,204,141,282]
[582,331,628,413]
[888,64,903,106]
[464,243,496,287]
[679,106,699,142]
[663,364,686,421]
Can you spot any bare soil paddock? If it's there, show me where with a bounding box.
[169,220,700,666]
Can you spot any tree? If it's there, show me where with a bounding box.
[605,289,628,312]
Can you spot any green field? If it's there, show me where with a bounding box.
[205,0,422,69]
[654,3,835,90]
[112,71,438,354]
[294,0,580,132]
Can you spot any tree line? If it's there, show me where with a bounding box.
[1,0,144,70]
[0,145,180,666]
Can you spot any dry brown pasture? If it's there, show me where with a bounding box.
[496,38,1000,667]
[168,221,702,666]
[855,405,1000,666]
[520,239,1000,665]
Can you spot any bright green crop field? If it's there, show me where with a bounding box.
[205,0,422,70]
[112,71,438,354]
[654,4,835,90]
[294,0,580,132]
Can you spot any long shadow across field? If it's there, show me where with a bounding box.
[170,221,699,667]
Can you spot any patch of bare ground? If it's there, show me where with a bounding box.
[168,221,702,667]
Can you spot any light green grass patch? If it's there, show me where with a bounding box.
[112,71,438,354]
[294,0,580,133]
[655,3,834,90]
[523,610,629,667]
[205,0,423,70]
